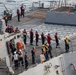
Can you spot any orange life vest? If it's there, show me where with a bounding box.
[17,41,24,50]
[21,6,24,10]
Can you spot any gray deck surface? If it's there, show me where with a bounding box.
[0,9,76,75]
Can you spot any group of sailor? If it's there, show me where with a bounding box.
[13,49,28,70]
[5,26,20,33]
[12,35,70,70]
[12,45,36,70]
[23,28,71,54]
[3,5,25,26]
[5,25,71,54]
[2,5,71,70]
[23,28,55,46]
[17,5,25,22]
[9,39,28,70]
[7,26,71,70]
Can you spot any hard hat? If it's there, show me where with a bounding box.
[55,32,58,34]
[42,32,44,34]
[46,43,49,46]
[66,36,68,39]
[25,51,27,54]
[36,31,38,32]
[36,29,38,32]
[32,46,35,49]
[14,51,16,54]
[24,28,26,30]
[17,9,19,10]
[42,44,44,47]
[31,28,33,30]
[21,4,24,6]
[11,26,13,28]
[41,59,45,63]
[48,33,50,35]
[16,26,18,28]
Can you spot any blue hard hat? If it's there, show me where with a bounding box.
[56,32,58,34]
[25,51,27,54]
[42,32,44,34]
[48,33,50,35]
[36,30,38,32]
[31,28,33,30]
[16,26,18,28]
[35,29,38,32]
[24,28,26,30]
[21,4,24,6]
[17,9,18,10]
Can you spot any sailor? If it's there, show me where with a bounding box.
[42,44,46,54]
[54,32,60,48]
[15,27,20,33]
[31,47,35,64]
[17,9,21,22]
[64,36,70,53]
[13,51,19,70]
[18,50,24,66]
[47,33,52,45]
[41,32,45,45]
[24,51,28,69]
[45,43,49,50]
[30,29,34,45]
[10,40,16,55]
[9,11,12,20]
[41,44,48,61]
[11,26,15,33]
[8,26,14,33]
[35,30,39,46]
[20,5,25,18]
[3,15,8,26]
[4,10,7,15]
[5,25,10,33]
[23,29,27,45]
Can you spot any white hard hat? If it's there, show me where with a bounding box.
[14,51,16,54]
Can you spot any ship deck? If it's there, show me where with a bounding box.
[1,9,76,75]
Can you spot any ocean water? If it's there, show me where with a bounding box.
[0,0,76,18]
